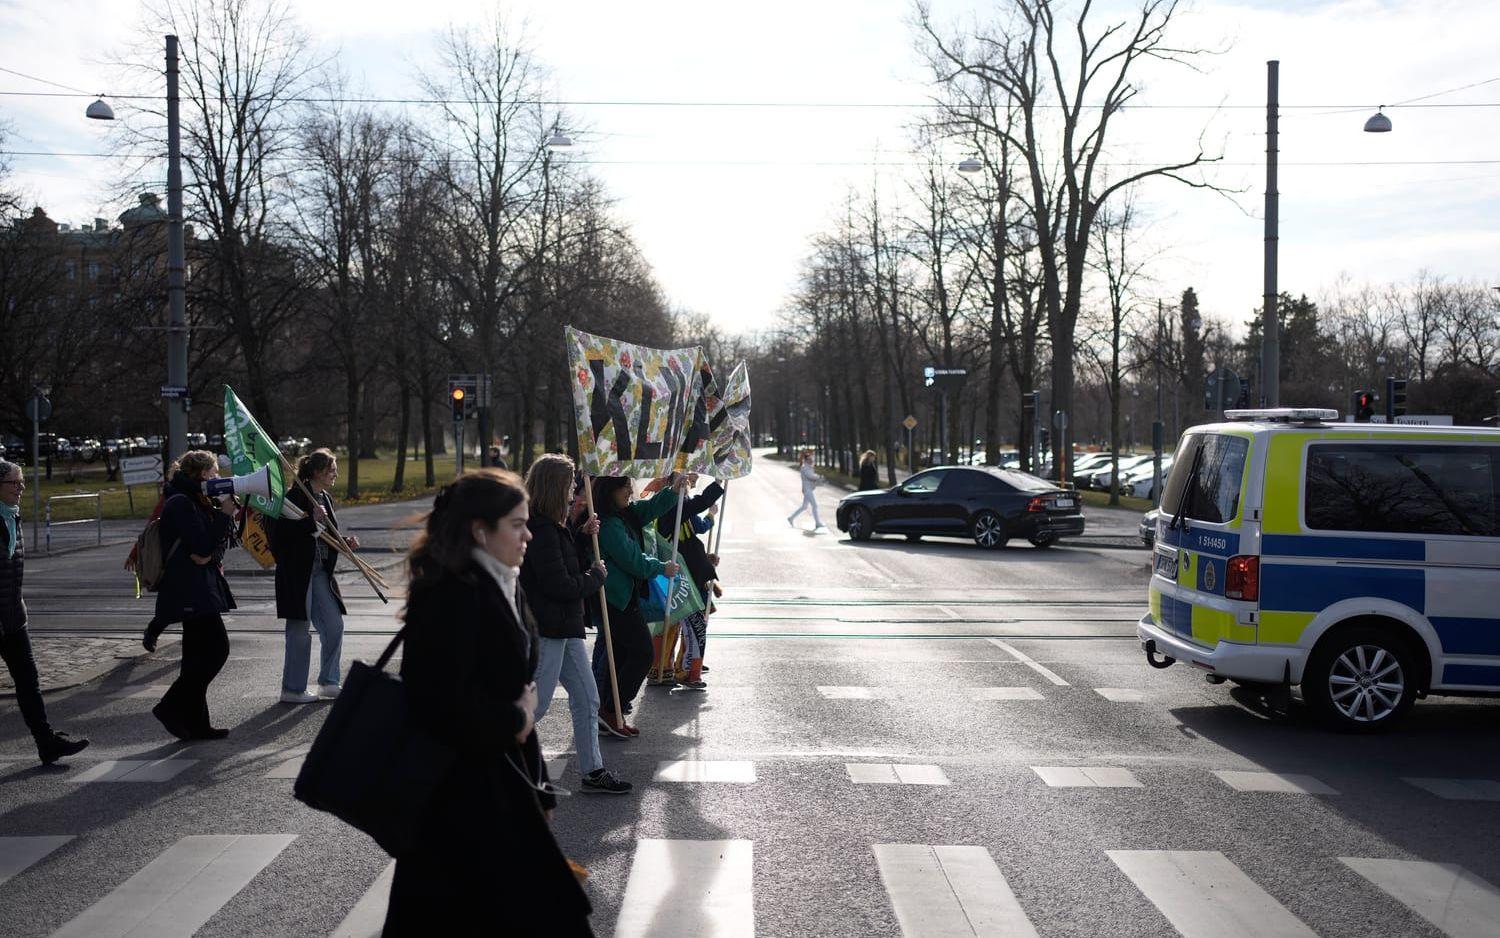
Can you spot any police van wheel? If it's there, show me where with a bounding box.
[1304,626,1417,732]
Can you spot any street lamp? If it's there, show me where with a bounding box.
[1363,108,1392,133]
[956,156,983,173]
[545,130,574,152]
[85,37,189,467]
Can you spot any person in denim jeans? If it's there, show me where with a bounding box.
[521,455,632,795]
[270,449,355,703]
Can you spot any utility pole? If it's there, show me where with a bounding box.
[1261,59,1280,408]
[165,34,188,466]
[1153,300,1164,503]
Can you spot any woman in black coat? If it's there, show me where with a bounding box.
[385,468,593,936]
[858,450,880,491]
[152,450,238,741]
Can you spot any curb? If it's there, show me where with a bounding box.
[0,637,180,698]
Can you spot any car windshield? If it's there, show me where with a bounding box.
[1160,433,1250,524]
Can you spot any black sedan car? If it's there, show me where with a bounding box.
[836,466,1085,548]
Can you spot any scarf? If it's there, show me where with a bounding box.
[471,547,526,656]
[0,502,17,560]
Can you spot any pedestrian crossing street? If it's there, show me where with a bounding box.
[3,832,1498,937]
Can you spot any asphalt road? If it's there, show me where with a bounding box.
[2,456,1498,937]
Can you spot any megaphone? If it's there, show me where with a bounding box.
[204,464,274,501]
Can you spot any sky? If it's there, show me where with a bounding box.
[2,0,1497,336]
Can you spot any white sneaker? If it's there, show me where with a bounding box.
[279,690,319,704]
[317,684,341,700]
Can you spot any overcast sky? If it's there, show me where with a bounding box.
[2,0,1497,335]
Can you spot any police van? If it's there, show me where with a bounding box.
[1137,408,1500,731]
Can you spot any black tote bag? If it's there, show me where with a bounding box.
[294,628,457,858]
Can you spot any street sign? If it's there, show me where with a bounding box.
[25,397,51,422]
[902,415,918,431]
[1365,414,1454,426]
[923,366,968,391]
[121,455,164,487]
[159,385,190,399]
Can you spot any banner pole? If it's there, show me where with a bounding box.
[277,452,388,602]
[584,476,625,722]
[656,476,688,680]
[712,480,729,556]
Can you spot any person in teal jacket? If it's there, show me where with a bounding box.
[588,474,681,737]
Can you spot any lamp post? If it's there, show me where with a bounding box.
[88,35,188,467]
[1262,60,1280,408]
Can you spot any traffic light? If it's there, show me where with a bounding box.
[1352,389,1375,422]
[1386,377,1407,421]
[450,386,466,422]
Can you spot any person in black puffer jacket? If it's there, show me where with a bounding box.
[151,450,238,741]
[0,459,90,765]
[521,455,632,796]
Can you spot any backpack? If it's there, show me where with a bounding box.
[134,518,180,593]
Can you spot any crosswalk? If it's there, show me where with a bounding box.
[5,833,1497,937]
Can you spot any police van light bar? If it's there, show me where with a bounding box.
[1224,408,1339,424]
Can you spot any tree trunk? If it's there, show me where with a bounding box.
[393,381,410,492]
[345,373,361,500]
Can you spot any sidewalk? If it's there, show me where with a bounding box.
[0,635,180,696]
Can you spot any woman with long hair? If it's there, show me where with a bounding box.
[858,449,880,491]
[271,448,356,703]
[384,468,592,935]
[521,454,631,794]
[151,450,238,740]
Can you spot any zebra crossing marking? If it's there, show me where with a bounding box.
[967,687,1045,701]
[1031,766,1143,788]
[615,839,754,938]
[1402,777,1500,801]
[264,753,307,780]
[1093,687,1147,702]
[545,755,569,779]
[653,761,757,783]
[0,836,73,886]
[330,861,396,938]
[1340,857,1500,938]
[106,685,172,700]
[986,639,1070,686]
[1213,771,1337,795]
[68,759,198,784]
[846,764,950,785]
[816,686,892,699]
[49,834,295,938]
[873,844,1040,937]
[1108,850,1317,938]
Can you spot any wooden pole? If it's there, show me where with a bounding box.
[656,479,687,679]
[712,481,730,556]
[276,452,387,600]
[584,476,625,722]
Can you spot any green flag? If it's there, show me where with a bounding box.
[223,386,286,517]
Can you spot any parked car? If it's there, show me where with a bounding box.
[836,465,1085,549]
[1069,451,1116,484]
[1138,507,1160,547]
[75,438,101,462]
[186,432,209,447]
[208,433,225,452]
[279,436,300,455]
[1126,456,1175,500]
[1081,453,1154,491]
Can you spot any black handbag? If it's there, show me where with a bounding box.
[293,628,457,858]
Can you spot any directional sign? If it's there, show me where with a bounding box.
[159,385,190,399]
[902,415,918,431]
[923,366,968,391]
[121,454,164,487]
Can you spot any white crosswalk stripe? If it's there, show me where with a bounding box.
[816,686,893,699]
[264,753,306,780]
[1031,766,1143,788]
[1402,777,1500,801]
[49,834,296,938]
[1107,850,1318,938]
[874,844,1040,937]
[0,836,73,887]
[986,639,1070,686]
[846,764,950,785]
[1340,857,1500,938]
[967,687,1045,701]
[653,760,757,783]
[1093,687,1147,702]
[68,759,198,784]
[1213,771,1337,795]
[615,839,754,938]
[545,755,569,779]
[329,861,396,938]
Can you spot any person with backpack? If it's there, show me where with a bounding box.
[0,460,90,766]
[150,450,239,741]
[124,483,169,651]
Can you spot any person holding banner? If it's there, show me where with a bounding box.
[650,476,723,688]
[590,474,681,737]
[151,451,239,741]
[271,449,355,704]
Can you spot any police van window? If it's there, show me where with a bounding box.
[1160,433,1250,524]
[1305,444,1498,536]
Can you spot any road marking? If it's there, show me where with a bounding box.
[1031,766,1143,788]
[106,685,172,699]
[1093,687,1147,702]
[653,760,757,783]
[1402,777,1500,801]
[1212,771,1338,795]
[816,686,894,699]
[846,764,951,786]
[264,754,305,780]
[968,687,1045,701]
[50,833,296,938]
[986,640,1069,686]
[873,843,1039,937]
[1340,857,1500,938]
[330,861,396,938]
[1107,850,1318,938]
[0,836,73,886]
[69,759,198,784]
[615,839,754,938]
[545,755,569,779]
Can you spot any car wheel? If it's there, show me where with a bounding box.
[1028,533,1056,548]
[971,511,1007,549]
[905,534,922,543]
[846,506,873,541]
[1303,625,1418,732]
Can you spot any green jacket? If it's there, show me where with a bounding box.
[598,488,679,610]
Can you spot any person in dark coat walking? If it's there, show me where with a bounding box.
[0,460,89,765]
[385,468,592,936]
[151,450,238,741]
[650,475,724,688]
[521,455,631,795]
[270,449,355,704]
[858,450,880,491]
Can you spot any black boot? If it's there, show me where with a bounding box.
[37,732,89,766]
[142,619,167,653]
[151,702,192,740]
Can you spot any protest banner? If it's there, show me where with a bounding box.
[708,361,752,480]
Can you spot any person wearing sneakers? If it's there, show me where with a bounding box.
[590,474,681,737]
[522,457,631,794]
[787,449,825,530]
[652,477,723,690]
[270,449,355,704]
[0,460,90,766]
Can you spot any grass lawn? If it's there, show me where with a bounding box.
[1080,489,1155,513]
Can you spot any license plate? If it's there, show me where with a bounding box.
[1053,498,1075,510]
[1154,550,1178,579]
